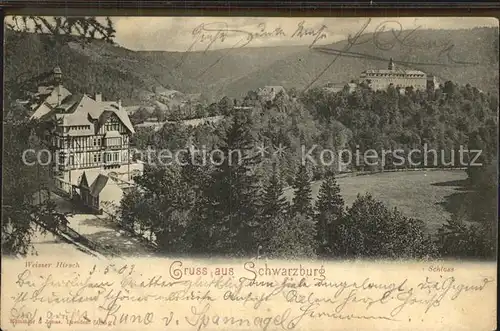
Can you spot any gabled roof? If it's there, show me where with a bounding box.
[58,93,84,112]
[35,92,135,135]
[30,102,53,120]
[96,110,114,133]
[79,172,90,188]
[89,174,109,197]
[30,85,72,120]
[94,103,135,134]
[104,130,122,138]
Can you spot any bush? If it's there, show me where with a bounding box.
[336,194,438,259]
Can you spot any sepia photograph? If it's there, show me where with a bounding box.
[1,13,498,330]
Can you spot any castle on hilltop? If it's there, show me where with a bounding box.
[360,58,439,92]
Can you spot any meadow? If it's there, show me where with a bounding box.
[284,170,469,234]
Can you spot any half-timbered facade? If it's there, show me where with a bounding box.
[31,67,138,197]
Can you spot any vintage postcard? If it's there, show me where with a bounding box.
[1,14,498,330]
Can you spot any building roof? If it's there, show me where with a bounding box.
[361,68,426,76]
[159,89,182,97]
[99,180,125,206]
[259,86,286,94]
[36,91,135,135]
[30,85,72,120]
[89,174,109,197]
[79,171,126,206]
[30,102,53,120]
[104,130,122,138]
[79,172,90,188]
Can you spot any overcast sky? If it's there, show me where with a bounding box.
[111,17,498,52]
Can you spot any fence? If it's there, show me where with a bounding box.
[335,166,467,179]
[52,178,73,198]
[33,215,119,258]
[100,205,158,251]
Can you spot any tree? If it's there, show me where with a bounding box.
[130,107,151,125]
[180,147,214,254]
[267,213,317,260]
[119,165,195,253]
[2,110,69,256]
[292,164,313,217]
[337,194,437,259]
[218,96,234,116]
[201,110,262,256]
[437,218,494,259]
[437,155,497,260]
[2,16,115,256]
[315,172,345,256]
[259,165,290,253]
[6,16,116,44]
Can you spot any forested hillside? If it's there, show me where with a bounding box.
[4,20,497,259]
[223,27,499,97]
[124,80,498,259]
[5,27,498,105]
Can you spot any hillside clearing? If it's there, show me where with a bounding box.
[284,170,469,233]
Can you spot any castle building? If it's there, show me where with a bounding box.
[257,86,287,102]
[30,67,142,201]
[360,59,428,91]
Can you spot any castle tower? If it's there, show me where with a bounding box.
[388,58,395,70]
[53,66,63,106]
[53,66,62,84]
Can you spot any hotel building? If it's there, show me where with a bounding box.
[30,67,142,206]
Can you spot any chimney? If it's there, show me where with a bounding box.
[53,66,62,84]
[118,99,122,108]
[95,93,102,102]
[388,58,395,70]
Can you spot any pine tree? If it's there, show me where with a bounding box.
[259,165,290,253]
[292,164,313,217]
[205,110,262,256]
[180,146,215,254]
[315,171,345,256]
[125,164,194,253]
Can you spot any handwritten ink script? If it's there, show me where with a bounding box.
[3,259,495,330]
[188,21,328,53]
[352,20,480,65]
[182,18,477,71]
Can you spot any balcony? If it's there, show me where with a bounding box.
[102,144,122,151]
[104,159,121,166]
[103,131,122,150]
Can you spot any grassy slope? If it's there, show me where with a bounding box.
[284,170,469,234]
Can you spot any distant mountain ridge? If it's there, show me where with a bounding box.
[4,27,498,105]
